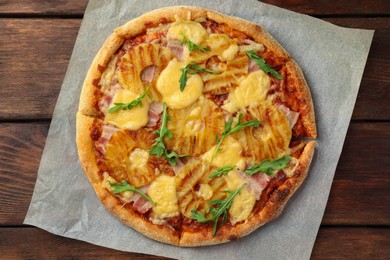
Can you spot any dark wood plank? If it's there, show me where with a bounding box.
[0,122,388,226]
[0,18,388,120]
[322,123,390,225]
[311,227,390,259]
[0,19,80,120]
[263,0,390,15]
[0,123,48,225]
[1,1,389,16]
[0,227,171,259]
[0,227,388,259]
[0,0,88,16]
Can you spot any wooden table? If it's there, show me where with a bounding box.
[1,1,389,258]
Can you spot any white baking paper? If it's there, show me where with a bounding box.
[24,0,374,259]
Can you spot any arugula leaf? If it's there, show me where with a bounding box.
[149,103,186,165]
[180,32,210,53]
[190,183,247,235]
[190,209,209,223]
[179,63,219,92]
[211,114,260,164]
[209,165,235,178]
[109,180,156,206]
[246,50,283,80]
[245,156,291,176]
[108,85,150,113]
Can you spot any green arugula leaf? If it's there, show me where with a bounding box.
[190,209,209,223]
[190,183,247,235]
[109,180,156,206]
[179,63,219,92]
[245,156,291,176]
[181,32,210,53]
[149,102,186,165]
[211,114,260,164]
[246,50,283,80]
[108,85,150,113]
[209,165,235,178]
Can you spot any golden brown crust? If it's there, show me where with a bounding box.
[76,112,100,183]
[78,34,124,116]
[77,6,317,247]
[179,141,315,246]
[285,60,317,138]
[76,113,180,245]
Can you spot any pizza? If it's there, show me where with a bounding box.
[76,6,316,246]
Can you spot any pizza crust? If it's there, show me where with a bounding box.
[76,6,317,247]
[179,141,315,246]
[78,34,124,116]
[76,113,180,245]
[285,60,317,138]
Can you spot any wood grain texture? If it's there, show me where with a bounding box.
[0,18,388,120]
[311,227,390,259]
[0,0,88,16]
[0,122,388,226]
[322,123,390,225]
[263,0,390,15]
[0,123,48,225]
[0,227,388,259]
[0,227,171,259]
[0,19,80,120]
[0,0,389,16]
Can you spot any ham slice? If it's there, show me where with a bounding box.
[248,59,260,74]
[167,40,185,62]
[240,171,271,200]
[95,124,119,155]
[141,65,157,83]
[278,104,300,129]
[147,102,163,127]
[98,83,121,114]
[129,186,153,214]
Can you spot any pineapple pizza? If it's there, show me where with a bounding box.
[76,6,316,246]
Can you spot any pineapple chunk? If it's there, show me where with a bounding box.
[174,159,227,218]
[165,96,224,156]
[117,43,173,101]
[233,101,292,163]
[105,130,164,187]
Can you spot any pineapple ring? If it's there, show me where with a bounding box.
[165,96,224,156]
[105,129,170,187]
[117,43,173,100]
[174,158,227,218]
[233,101,292,163]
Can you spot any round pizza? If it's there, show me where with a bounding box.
[76,6,316,246]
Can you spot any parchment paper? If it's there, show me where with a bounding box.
[24,0,374,259]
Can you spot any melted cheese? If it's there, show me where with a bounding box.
[129,148,149,170]
[202,136,245,168]
[105,89,150,130]
[222,70,270,113]
[156,60,203,109]
[148,175,179,218]
[223,171,256,225]
[168,21,208,45]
